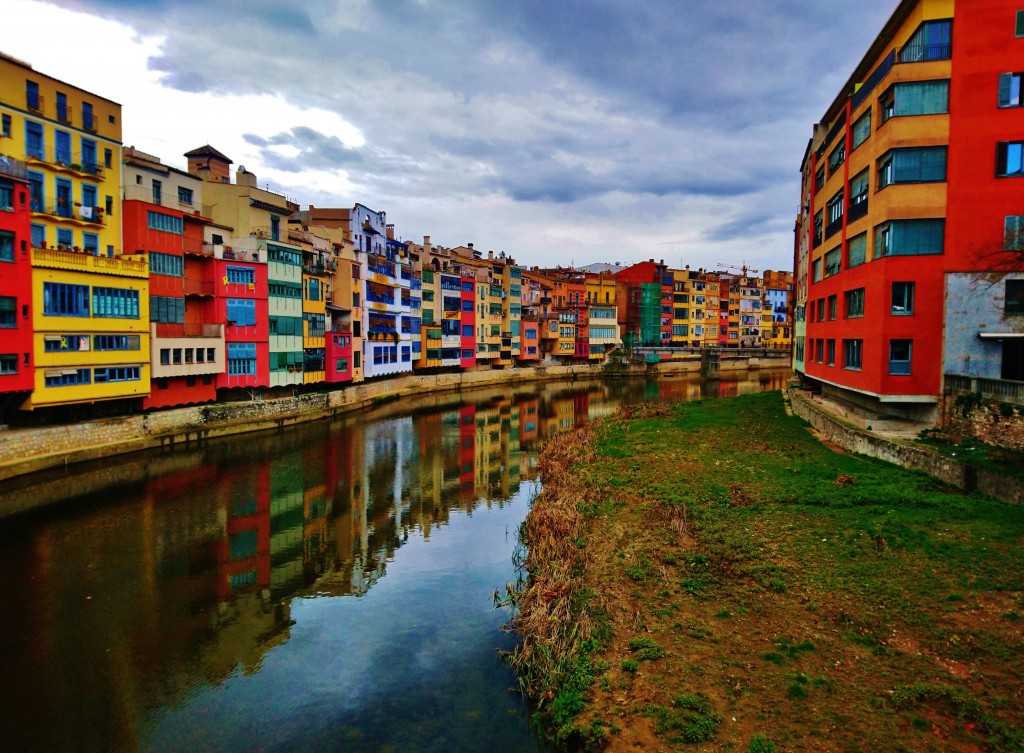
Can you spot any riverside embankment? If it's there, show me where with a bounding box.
[0,355,785,487]
[507,391,1024,751]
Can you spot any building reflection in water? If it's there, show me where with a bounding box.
[0,372,787,752]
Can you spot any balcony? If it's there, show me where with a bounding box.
[32,246,149,278]
[824,216,843,240]
[945,374,1024,406]
[82,112,97,132]
[32,201,106,226]
[303,262,329,276]
[26,93,44,114]
[848,197,868,223]
[26,154,104,182]
[897,42,951,64]
[155,323,224,339]
[0,155,27,180]
[184,279,215,296]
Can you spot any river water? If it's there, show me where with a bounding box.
[0,372,787,753]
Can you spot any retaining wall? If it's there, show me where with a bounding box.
[789,388,1024,505]
[0,358,746,483]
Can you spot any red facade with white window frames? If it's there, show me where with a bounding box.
[0,165,33,397]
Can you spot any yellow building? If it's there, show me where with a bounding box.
[1,53,153,410]
[1,53,123,258]
[28,249,151,409]
[585,272,619,358]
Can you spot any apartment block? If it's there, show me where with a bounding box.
[796,0,1024,420]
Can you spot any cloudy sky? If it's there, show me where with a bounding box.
[2,0,896,271]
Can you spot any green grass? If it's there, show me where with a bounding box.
[523,391,1024,750]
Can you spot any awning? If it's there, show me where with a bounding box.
[979,332,1024,339]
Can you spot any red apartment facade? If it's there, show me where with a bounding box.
[797,0,1024,420]
[0,161,33,404]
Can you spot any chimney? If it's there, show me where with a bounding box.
[467,242,474,249]
[423,235,431,254]
[488,250,494,261]
[235,166,256,187]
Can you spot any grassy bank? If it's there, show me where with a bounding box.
[506,391,1024,752]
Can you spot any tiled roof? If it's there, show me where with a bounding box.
[183,144,233,163]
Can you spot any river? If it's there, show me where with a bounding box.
[0,372,787,753]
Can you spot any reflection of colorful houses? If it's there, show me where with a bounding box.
[216,460,271,600]
[458,405,476,499]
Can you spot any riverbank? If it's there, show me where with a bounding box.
[508,391,1024,751]
[0,356,784,486]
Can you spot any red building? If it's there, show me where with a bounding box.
[122,148,230,409]
[325,330,353,383]
[460,269,476,369]
[797,0,1024,421]
[0,160,33,405]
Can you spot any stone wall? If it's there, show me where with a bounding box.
[0,359,784,484]
[937,393,1024,452]
[790,389,1023,505]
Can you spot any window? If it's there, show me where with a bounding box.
[827,295,837,320]
[45,369,91,387]
[104,149,112,169]
[878,147,947,187]
[845,288,865,318]
[1018,10,1024,37]
[881,81,949,125]
[269,316,303,336]
[226,298,256,327]
[226,266,255,284]
[93,287,140,318]
[149,252,184,277]
[159,348,170,365]
[892,282,915,315]
[150,295,185,324]
[82,232,99,256]
[82,102,94,131]
[1006,279,1024,314]
[0,231,12,262]
[271,215,280,241]
[996,141,1024,177]
[826,191,844,237]
[875,219,944,257]
[843,339,863,370]
[849,170,869,222]
[814,166,825,190]
[1005,216,1024,251]
[152,179,162,205]
[307,278,321,301]
[147,211,183,234]
[852,110,871,148]
[0,297,15,327]
[43,282,90,316]
[25,120,44,160]
[817,298,825,322]
[824,247,841,278]
[94,366,141,383]
[828,141,845,175]
[827,339,836,366]
[57,228,73,249]
[889,340,912,375]
[1,114,10,137]
[178,187,193,206]
[26,80,40,110]
[898,19,952,62]
[813,210,823,248]
[0,355,16,375]
[999,73,1023,108]
[815,339,823,363]
[207,347,215,362]
[55,130,71,165]
[94,335,140,351]
[80,138,97,173]
[227,342,257,375]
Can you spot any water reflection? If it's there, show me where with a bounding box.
[0,372,787,753]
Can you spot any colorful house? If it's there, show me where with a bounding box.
[0,158,33,408]
[797,0,1024,420]
[123,147,225,409]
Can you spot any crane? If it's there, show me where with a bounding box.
[717,262,760,277]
